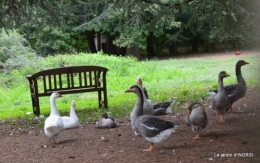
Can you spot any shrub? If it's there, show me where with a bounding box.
[0,30,38,74]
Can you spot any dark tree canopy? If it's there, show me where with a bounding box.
[1,0,259,56]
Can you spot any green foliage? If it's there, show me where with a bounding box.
[74,0,260,54]
[16,3,82,55]
[0,51,259,121]
[0,30,38,74]
[0,0,260,55]
[1,0,260,55]
[206,0,251,46]
[27,25,77,55]
[0,0,87,55]
[78,0,183,50]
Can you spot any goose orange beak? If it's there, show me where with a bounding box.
[125,88,131,93]
[244,61,249,65]
[224,72,230,77]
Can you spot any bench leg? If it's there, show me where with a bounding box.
[32,96,40,116]
[98,91,108,108]
[31,96,37,115]
[103,90,108,108]
[98,91,102,108]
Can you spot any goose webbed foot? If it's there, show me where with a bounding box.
[228,106,233,113]
[193,130,201,139]
[219,114,225,122]
[50,138,59,144]
[143,143,154,152]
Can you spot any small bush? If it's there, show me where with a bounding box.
[0,30,38,74]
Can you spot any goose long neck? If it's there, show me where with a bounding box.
[70,106,74,116]
[70,105,77,117]
[236,64,246,86]
[217,76,225,93]
[139,85,148,102]
[133,87,144,117]
[50,97,60,116]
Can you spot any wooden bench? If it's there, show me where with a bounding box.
[26,65,108,116]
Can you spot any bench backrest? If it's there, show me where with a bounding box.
[26,66,108,96]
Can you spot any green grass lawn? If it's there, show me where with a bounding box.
[0,51,259,123]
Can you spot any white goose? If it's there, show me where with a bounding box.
[95,113,117,129]
[125,85,179,151]
[44,92,64,143]
[61,100,79,129]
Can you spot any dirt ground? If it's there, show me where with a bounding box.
[0,52,260,163]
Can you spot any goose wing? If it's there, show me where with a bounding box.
[138,115,175,138]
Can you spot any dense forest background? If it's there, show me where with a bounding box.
[1,0,260,59]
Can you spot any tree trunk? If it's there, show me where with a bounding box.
[146,32,154,57]
[119,47,126,56]
[191,35,199,52]
[97,33,101,51]
[106,35,116,55]
[87,31,97,53]
[134,45,141,60]
[205,42,209,52]
[168,41,178,55]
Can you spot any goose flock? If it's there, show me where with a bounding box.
[43,60,249,152]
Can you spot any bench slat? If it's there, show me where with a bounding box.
[54,75,57,89]
[43,76,47,92]
[84,72,87,86]
[79,72,82,87]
